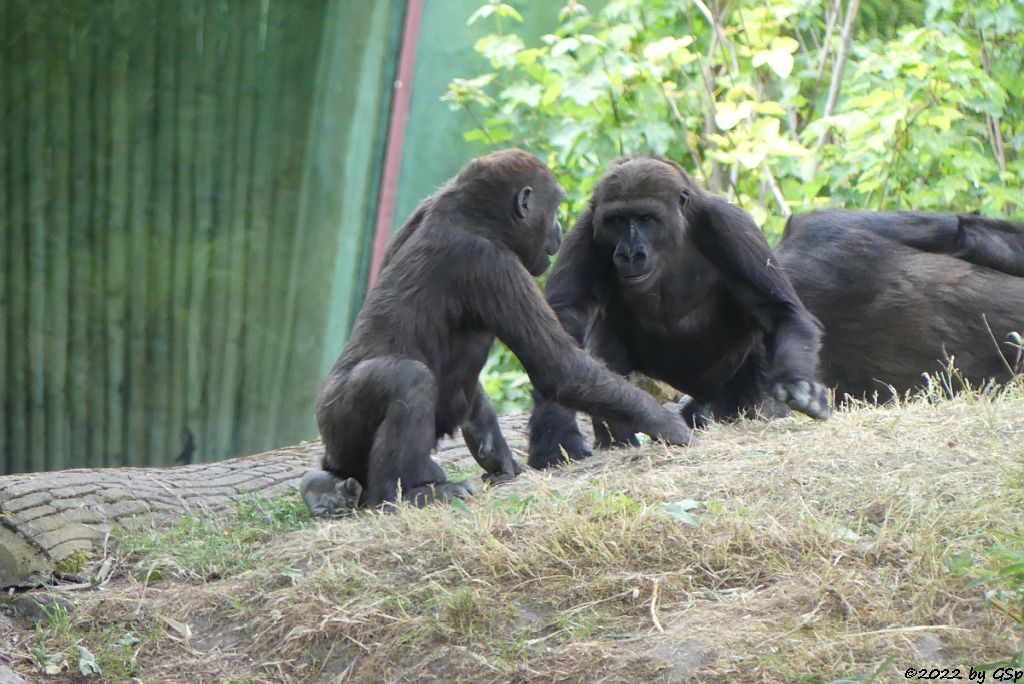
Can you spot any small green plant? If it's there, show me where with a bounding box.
[117,489,312,582]
[949,529,1024,669]
[20,598,157,679]
[586,490,643,518]
[439,587,491,639]
[27,600,73,673]
[490,493,539,514]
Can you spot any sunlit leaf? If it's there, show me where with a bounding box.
[642,36,694,63]
[714,100,754,130]
[466,4,495,25]
[475,34,525,69]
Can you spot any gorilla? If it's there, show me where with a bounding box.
[775,210,1024,400]
[528,155,828,470]
[302,149,694,516]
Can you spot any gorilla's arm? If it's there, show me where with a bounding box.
[528,209,614,466]
[690,197,829,418]
[955,215,1024,277]
[460,383,523,483]
[473,253,693,445]
[785,211,1024,277]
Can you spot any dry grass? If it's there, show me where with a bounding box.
[6,386,1024,682]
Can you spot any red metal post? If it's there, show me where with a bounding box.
[368,0,424,286]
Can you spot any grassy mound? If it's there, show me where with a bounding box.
[3,389,1023,682]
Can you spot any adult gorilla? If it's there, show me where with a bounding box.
[528,156,828,470]
[301,149,693,516]
[775,210,1024,400]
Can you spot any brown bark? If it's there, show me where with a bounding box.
[0,414,531,587]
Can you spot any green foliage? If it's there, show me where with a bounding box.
[117,489,312,582]
[951,528,1024,669]
[21,598,157,679]
[448,0,1024,412]
[480,342,534,414]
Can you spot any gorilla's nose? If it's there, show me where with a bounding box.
[614,245,648,272]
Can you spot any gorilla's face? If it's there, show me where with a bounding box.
[594,205,665,288]
[517,179,566,277]
[591,159,690,290]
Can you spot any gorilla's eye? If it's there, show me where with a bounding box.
[606,215,628,229]
[638,214,655,223]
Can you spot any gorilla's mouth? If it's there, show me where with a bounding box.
[618,270,652,286]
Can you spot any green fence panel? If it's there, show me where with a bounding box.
[0,0,405,473]
[391,1,565,235]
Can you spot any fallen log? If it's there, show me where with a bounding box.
[0,414,531,587]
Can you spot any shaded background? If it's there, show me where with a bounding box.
[0,0,559,473]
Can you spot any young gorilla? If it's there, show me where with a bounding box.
[302,149,694,516]
[775,210,1024,400]
[529,156,828,470]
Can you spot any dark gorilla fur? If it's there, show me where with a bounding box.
[303,149,694,515]
[775,210,1024,400]
[528,156,828,470]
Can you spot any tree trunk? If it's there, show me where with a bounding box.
[0,414,531,587]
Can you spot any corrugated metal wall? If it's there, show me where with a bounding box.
[0,0,405,473]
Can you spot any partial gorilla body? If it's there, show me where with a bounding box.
[529,156,827,470]
[775,210,1024,400]
[304,149,693,515]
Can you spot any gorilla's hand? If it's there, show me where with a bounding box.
[648,407,699,447]
[482,458,524,485]
[772,380,830,420]
[300,470,363,518]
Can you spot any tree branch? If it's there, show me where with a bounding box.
[815,0,860,151]
[816,0,842,84]
[978,31,1007,175]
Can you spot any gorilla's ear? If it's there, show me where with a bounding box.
[515,186,533,219]
[679,189,690,209]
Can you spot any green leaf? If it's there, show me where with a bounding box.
[642,36,694,63]
[77,645,101,677]
[642,120,675,153]
[495,3,524,23]
[659,500,701,526]
[501,83,543,107]
[117,632,141,646]
[551,37,581,57]
[996,561,1024,577]
[541,80,563,107]
[752,100,786,116]
[752,46,794,78]
[568,72,607,106]
[466,4,495,26]
[714,100,754,130]
[606,23,637,48]
[475,34,525,69]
